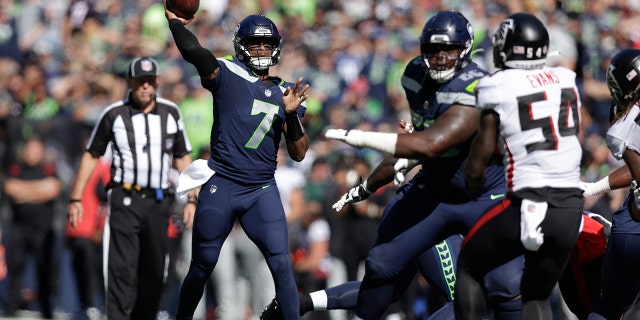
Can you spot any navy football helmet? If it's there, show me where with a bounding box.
[607,48,640,121]
[233,15,282,70]
[492,13,549,70]
[419,10,474,83]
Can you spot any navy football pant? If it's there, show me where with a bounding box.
[176,175,299,320]
[590,221,640,318]
[354,182,516,319]
[322,236,461,310]
[323,235,521,319]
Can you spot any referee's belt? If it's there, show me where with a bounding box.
[113,183,171,199]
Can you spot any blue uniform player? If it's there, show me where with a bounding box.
[165,6,310,320]
[316,10,523,319]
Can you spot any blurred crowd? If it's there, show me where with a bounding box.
[1,0,640,319]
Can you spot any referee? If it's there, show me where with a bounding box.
[67,57,197,319]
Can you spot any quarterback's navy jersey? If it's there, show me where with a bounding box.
[201,56,306,184]
[400,58,503,200]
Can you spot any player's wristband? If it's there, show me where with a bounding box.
[285,113,305,141]
[187,194,198,204]
[582,176,611,196]
[69,199,81,204]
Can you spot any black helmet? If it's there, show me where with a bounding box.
[492,13,549,70]
[607,48,640,121]
[419,10,474,82]
[233,15,282,70]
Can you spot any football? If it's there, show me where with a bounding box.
[167,0,199,19]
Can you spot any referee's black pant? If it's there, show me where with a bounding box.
[105,187,172,320]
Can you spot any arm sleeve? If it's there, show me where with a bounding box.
[168,19,220,77]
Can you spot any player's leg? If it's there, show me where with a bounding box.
[262,186,435,318]
[590,232,640,319]
[176,176,236,319]
[361,185,441,283]
[417,235,462,303]
[354,187,504,317]
[235,226,275,316]
[418,232,523,320]
[210,234,242,320]
[485,256,523,320]
[298,280,362,313]
[352,184,440,318]
[455,199,523,320]
[295,235,463,317]
[414,235,462,320]
[241,183,299,320]
[356,258,420,318]
[365,188,505,283]
[520,205,582,320]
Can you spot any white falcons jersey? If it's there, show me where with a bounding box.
[607,103,640,160]
[476,66,582,192]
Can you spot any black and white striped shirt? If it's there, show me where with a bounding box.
[86,93,192,189]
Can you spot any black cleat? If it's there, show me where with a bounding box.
[299,292,313,315]
[260,297,284,320]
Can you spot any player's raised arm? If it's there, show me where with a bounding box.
[165,1,220,80]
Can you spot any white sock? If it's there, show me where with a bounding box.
[309,290,328,310]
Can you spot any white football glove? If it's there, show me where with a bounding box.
[332,183,372,211]
[586,212,612,237]
[393,158,420,187]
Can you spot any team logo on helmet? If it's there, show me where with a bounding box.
[493,19,513,52]
[254,27,273,36]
